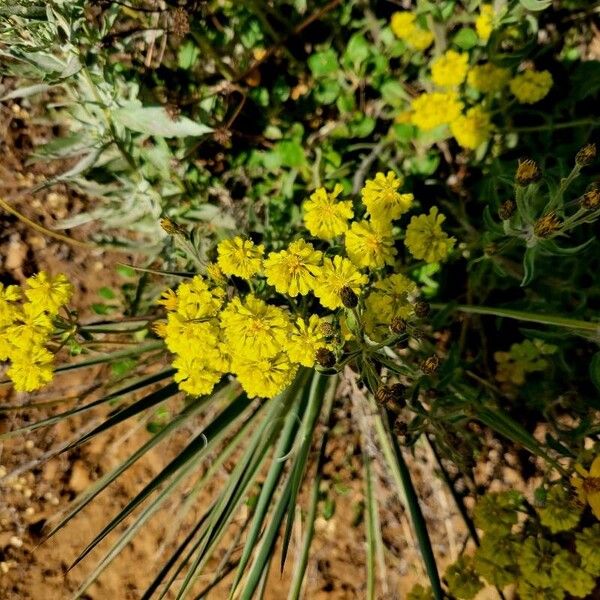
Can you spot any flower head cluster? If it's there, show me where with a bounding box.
[158,174,455,399]
[399,7,553,151]
[0,273,72,392]
[390,11,434,51]
[404,207,456,263]
[510,69,553,104]
[431,50,469,88]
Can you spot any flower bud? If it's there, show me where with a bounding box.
[498,200,516,221]
[315,348,336,369]
[389,316,407,335]
[340,286,358,309]
[515,159,541,186]
[319,322,335,340]
[393,419,408,437]
[375,385,393,406]
[421,355,440,375]
[576,143,596,167]
[414,300,431,319]
[389,383,406,403]
[533,213,561,238]
[582,187,600,210]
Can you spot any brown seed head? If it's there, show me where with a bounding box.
[498,200,516,221]
[414,300,431,319]
[421,355,440,375]
[340,286,358,309]
[315,348,336,369]
[389,316,407,335]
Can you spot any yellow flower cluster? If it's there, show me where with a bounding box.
[157,262,336,398]
[467,63,510,94]
[0,272,72,392]
[410,91,464,132]
[509,69,553,104]
[390,11,434,51]
[397,6,552,151]
[475,4,495,41]
[159,175,455,398]
[430,50,469,88]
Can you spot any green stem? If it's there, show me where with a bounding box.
[433,304,599,335]
[510,119,599,133]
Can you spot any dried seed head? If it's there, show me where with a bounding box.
[389,383,406,403]
[389,316,407,335]
[533,212,561,238]
[576,143,597,167]
[375,385,393,406]
[319,322,335,340]
[171,8,190,40]
[582,187,600,210]
[414,300,431,319]
[498,200,516,221]
[315,348,336,369]
[340,286,358,309]
[393,419,408,437]
[160,217,185,235]
[516,159,541,186]
[421,355,440,375]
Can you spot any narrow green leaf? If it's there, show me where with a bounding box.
[0,368,175,438]
[113,105,213,138]
[280,372,328,570]
[229,390,304,596]
[520,0,552,10]
[63,381,180,451]
[370,398,444,600]
[590,353,600,393]
[364,454,377,600]
[287,382,336,600]
[69,393,251,570]
[521,246,537,286]
[44,390,211,540]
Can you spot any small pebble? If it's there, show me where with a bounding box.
[9,536,23,548]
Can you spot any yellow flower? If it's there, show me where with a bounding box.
[205,262,226,286]
[217,236,264,280]
[285,315,329,367]
[220,294,290,360]
[475,4,494,41]
[431,50,469,88]
[163,313,220,355]
[411,92,464,131]
[0,283,20,328]
[158,288,178,311]
[175,276,224,320]
[24,271,72,315]
[404,207,456,263]
[345,220,397,269]
[509,70,553,104]
[7,345,54,392]
[172,352,225,396]
[364,274,417,340]
[571,456,600,519]
[467,63,510,94]
[390,12,434,51]
[264,239,322,296]
[231,352,297,398]
[450,106,493,150]
[303,184,354,240]
[313,256,368,310]
[8,302,54,349]
[361,171,413,223]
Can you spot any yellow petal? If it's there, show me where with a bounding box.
[590,456,600,477]
[588,492,600,520]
